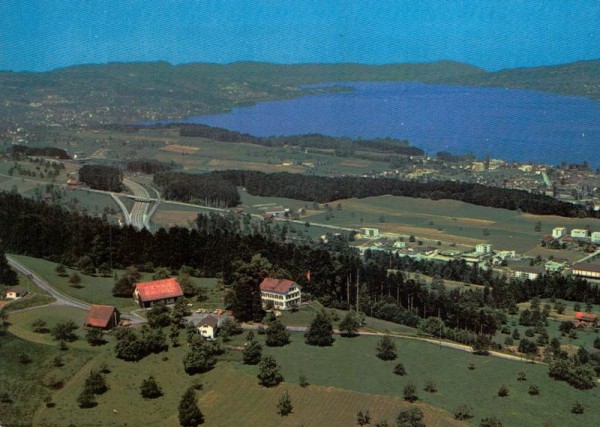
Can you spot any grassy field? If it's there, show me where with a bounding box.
[253,332,600,427]
[0,331,93,427]
[10,255,140,312]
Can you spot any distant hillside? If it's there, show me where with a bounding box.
[0,61,481,128]
[1,59,600,129]
[446,59,600,101]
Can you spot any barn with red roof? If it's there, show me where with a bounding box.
[134,278,183,308]
[84,305,120,329]
[259,277,301,310]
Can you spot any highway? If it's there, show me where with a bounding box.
[123,178,157,230]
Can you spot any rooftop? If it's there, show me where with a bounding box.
[260,278,298,294]
[135,278,183,302]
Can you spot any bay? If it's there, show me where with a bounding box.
[181,82,600,167]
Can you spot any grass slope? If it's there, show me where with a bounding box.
[250,333,600,427]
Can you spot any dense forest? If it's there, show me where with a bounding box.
[78,164,123,192]
[214,170,587,217]
[126,159,176,175]
[178,124,424,156]
[153,172,240,207]
[10,144,70,159]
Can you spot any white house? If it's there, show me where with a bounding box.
[475,243,492,254]
[571,229,589,239]
[194,314,219,340]
[591,231,600,244]
[509,266,544,281]
[260,278,302,310]
[360,227,379,238]
[5,287,26,300]
[552,227,567,239]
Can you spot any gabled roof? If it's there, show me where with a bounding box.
[135,278,183,302]
[572,263,600,273]
[260,278,298,294]
[85,305,117,328]
[6,287,25,294]
[575,312,597,321]
[196,314,219,329]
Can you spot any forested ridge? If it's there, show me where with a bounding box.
[213,170,588,217]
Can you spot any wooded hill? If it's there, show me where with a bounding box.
[3,59,599,129]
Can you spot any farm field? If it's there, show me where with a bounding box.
[298,195,600,253]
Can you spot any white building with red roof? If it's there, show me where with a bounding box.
[133,278,183,308]
[259,277,301,310]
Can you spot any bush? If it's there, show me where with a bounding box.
[423,379,437,393]
[528,384,540,395]
[479,416,503,427]
[396,407,424,427]
[497,384,509,397]
[393,363,406,376]
[376,335,397,361]
[571,402,584,414]
[453,403,474,420]
[277,391,293,416]
[140,376,163,399]
[403,382,418,402]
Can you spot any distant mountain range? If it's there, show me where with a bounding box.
[1,59,599,128]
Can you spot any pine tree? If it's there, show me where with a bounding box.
[243,335,262,365]
[257,356,284,387]
[0,247,18,287]
[178,387,204,426]
[304,309,334,346]
[276,391,293,416]
[266,319,290,347]
[376,335,397,360]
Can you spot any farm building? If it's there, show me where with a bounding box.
[84,305,120,329]
[574,312,597,328]
[572,263,600,279]
[260,277,302,310]
[5,287,26,300]
[133,278,183,308]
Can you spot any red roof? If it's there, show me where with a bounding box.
[575,312,597,321]
[135,278,183,302]
[260,278,298,294]
[85,305,118,328]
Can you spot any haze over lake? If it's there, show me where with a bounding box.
[184,82,600,167]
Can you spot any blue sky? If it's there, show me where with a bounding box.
[2,0,600,72]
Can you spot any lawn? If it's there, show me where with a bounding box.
[9,254,140,312]
[0,332,93,427]
[248,332,600,427]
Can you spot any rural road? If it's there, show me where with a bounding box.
[7,255,90,310]
[6,255,145,323]
[248,323,533,364]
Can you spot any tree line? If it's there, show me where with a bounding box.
[126,159,175,175]
[10,144,70,159]
[179,124,424,156]
[213,170,587,217]
[153,172,240,207]
[78,164,123,192]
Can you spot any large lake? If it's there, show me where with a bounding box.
[182,82,600,166]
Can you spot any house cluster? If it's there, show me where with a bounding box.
[548,226,600,244]
[80,276,303,340]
